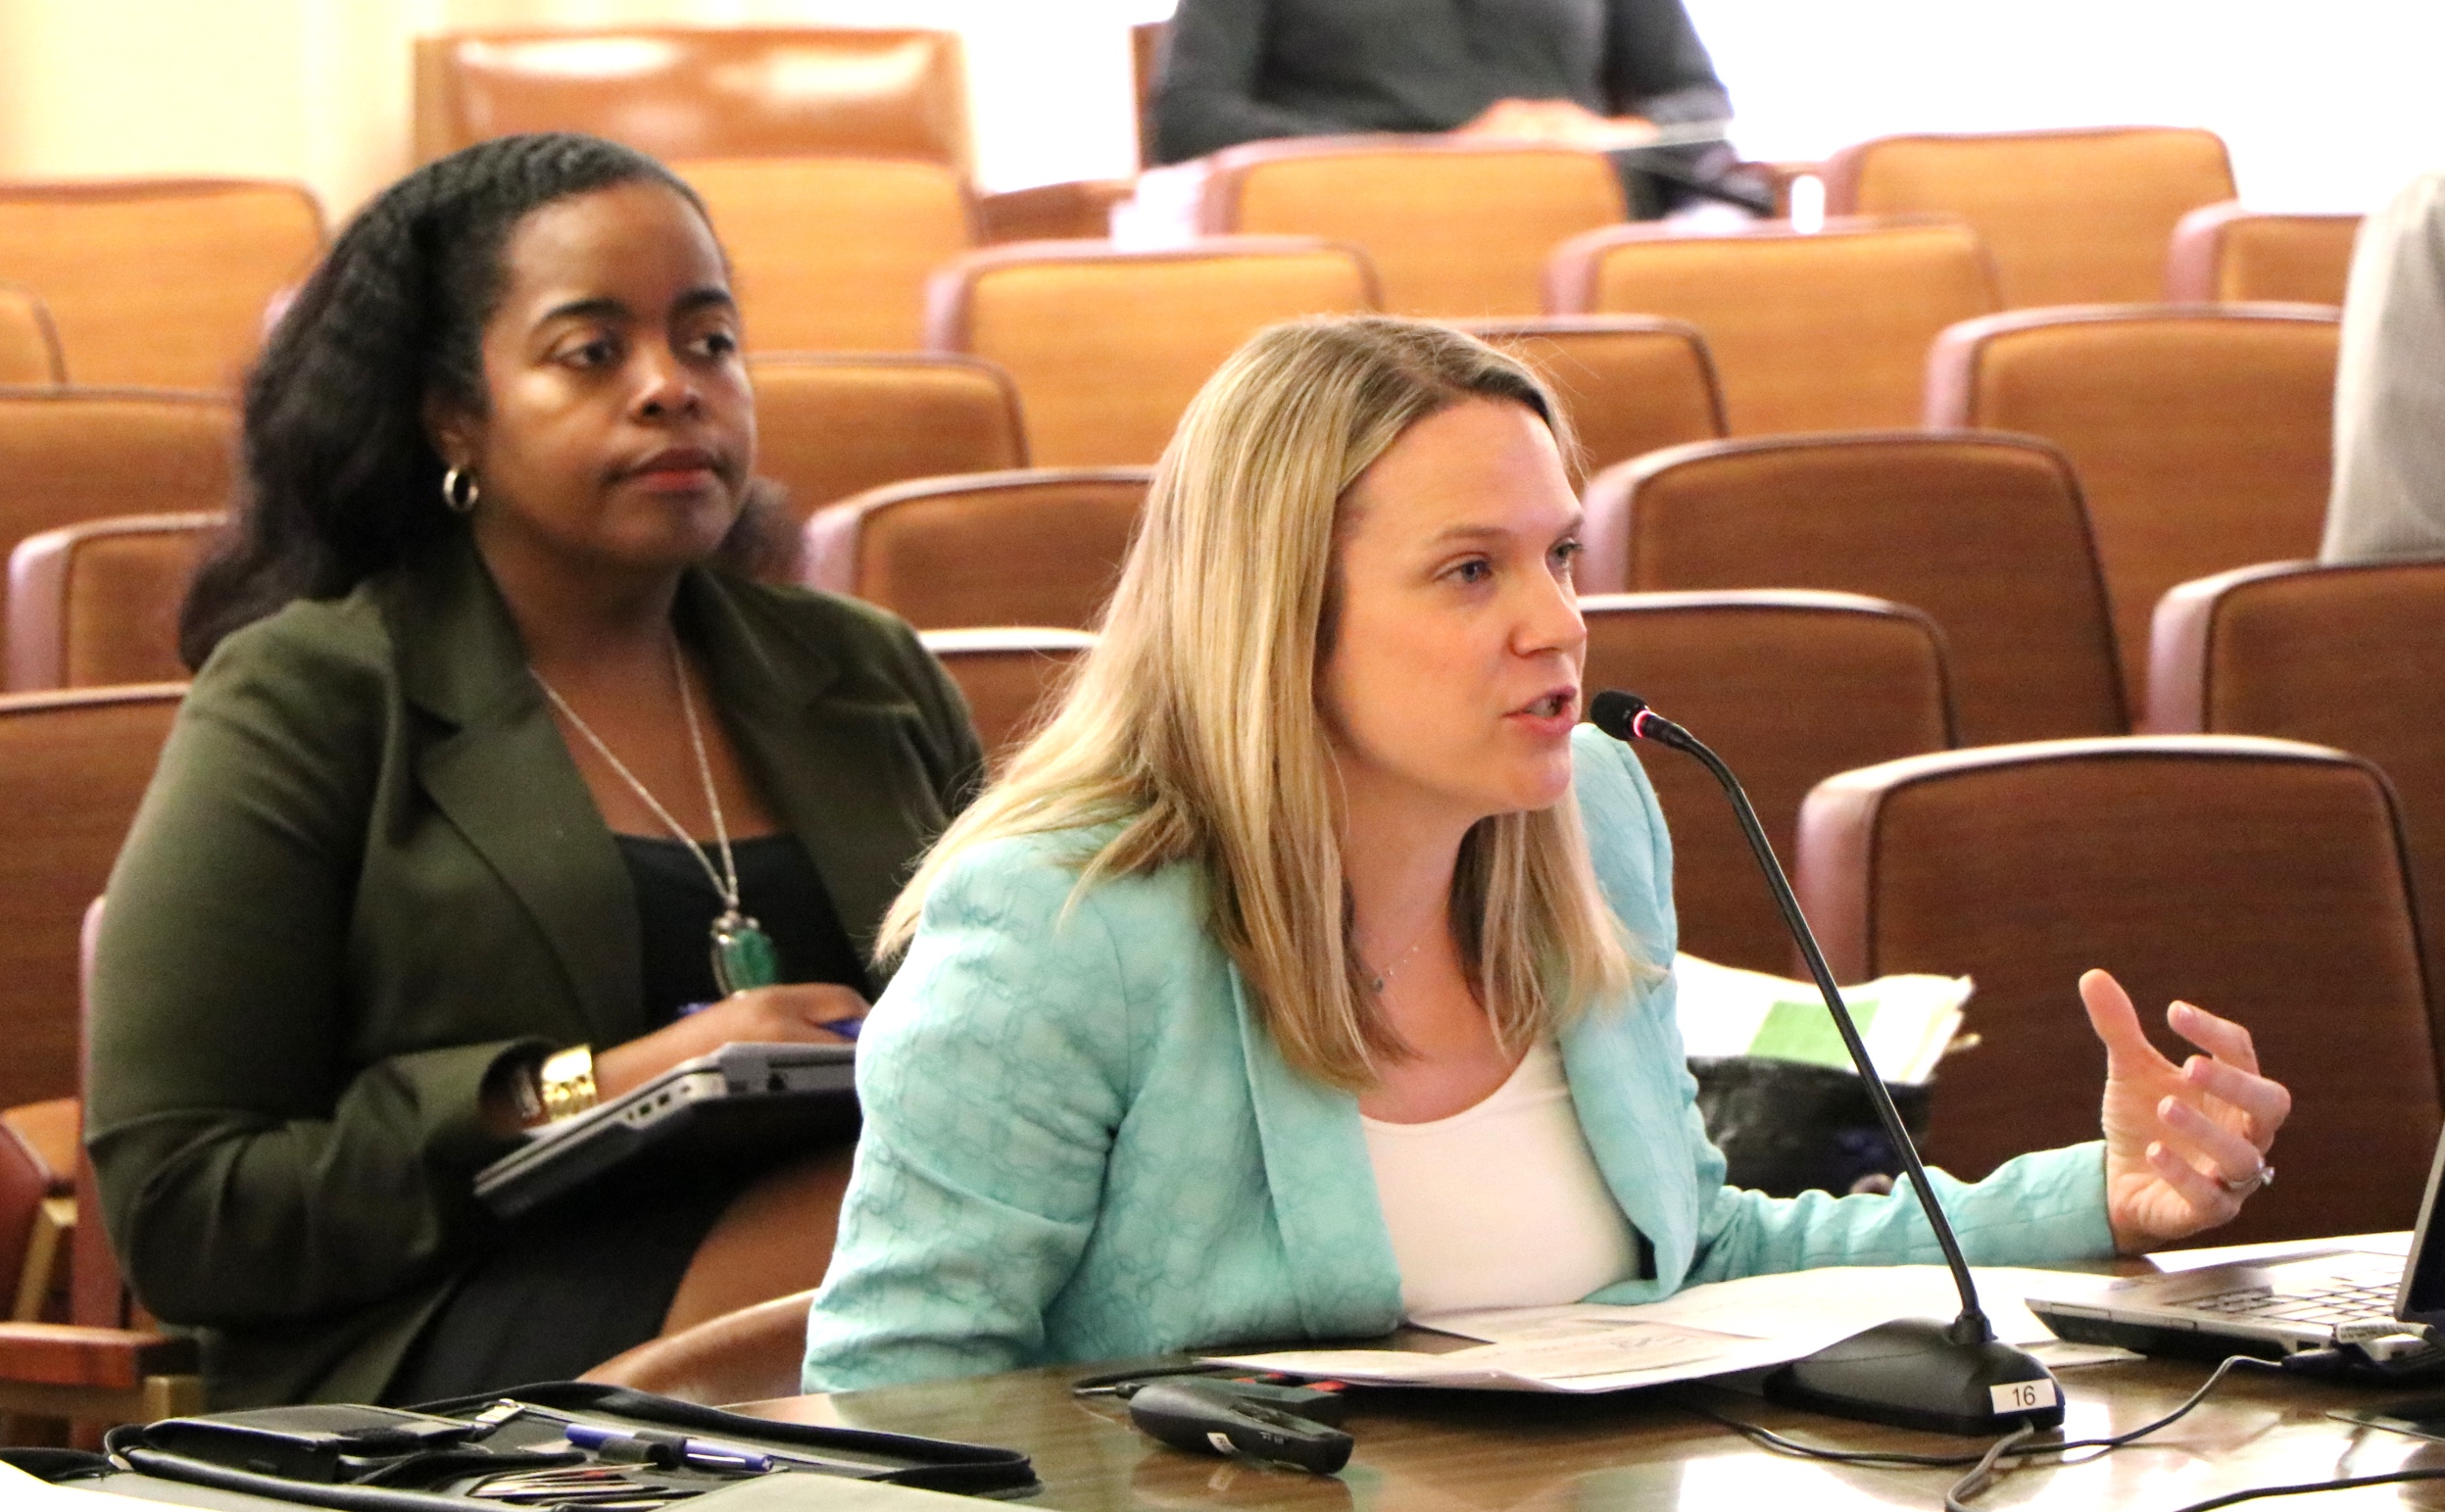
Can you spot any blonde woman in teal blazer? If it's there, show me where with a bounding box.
[804,318,2292,1392]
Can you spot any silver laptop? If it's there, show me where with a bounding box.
[2027,1131,2445,1358]
[473,1041,856,1219]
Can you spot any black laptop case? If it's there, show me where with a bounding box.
[9,1382,1036,1508]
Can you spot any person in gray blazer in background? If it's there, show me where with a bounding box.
[2322,170,2445,562]
[1151,0,1742,217]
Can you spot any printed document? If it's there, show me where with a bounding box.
[1205,1265,2127,1392]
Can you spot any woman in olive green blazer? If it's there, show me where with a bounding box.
[86,134,981,1408]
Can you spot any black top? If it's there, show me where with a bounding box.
[1151,0,1732,165]
[614,831,871,1026]
[383,831,872,1404]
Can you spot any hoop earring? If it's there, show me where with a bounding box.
[441,467,480,515]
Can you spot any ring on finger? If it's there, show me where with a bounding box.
[2217,1162,2274,1197]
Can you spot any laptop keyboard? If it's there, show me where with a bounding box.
[2184,1277,2400,1326]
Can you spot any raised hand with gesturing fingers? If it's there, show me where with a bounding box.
[2083,968,2293,1253]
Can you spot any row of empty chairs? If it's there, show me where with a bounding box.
[1,296,2334,723]
[0,133,2360,393]
[0,318,1725,679]
[416,24,2346,313]
[766,233,2336,480]
[415,24,2325,309]
[2,225,2323,509]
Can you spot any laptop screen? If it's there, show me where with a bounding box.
[2395,1125,2445,1326]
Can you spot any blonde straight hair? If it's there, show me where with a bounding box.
[878,316,1638,1089]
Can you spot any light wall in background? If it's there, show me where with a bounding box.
[1687,0,2443,215]
[0,0,2429,222]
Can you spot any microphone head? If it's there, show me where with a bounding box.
[1588,690,1649,742]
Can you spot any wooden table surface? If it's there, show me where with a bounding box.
[744,1354,2445,1511]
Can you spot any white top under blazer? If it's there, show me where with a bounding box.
[1360,1038,1640,1316]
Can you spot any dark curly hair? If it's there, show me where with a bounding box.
[179,131,782,668]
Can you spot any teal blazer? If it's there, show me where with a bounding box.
[803,727,2113,1391]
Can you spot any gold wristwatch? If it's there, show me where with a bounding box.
[537,1045,599,1123]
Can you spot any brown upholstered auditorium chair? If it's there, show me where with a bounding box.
[583,1289,813,1405]
[2164,204,2361,306]
[1926,304,2338,710]
[6,512,220,693]
[1543,218,1999,434]
[1,1112,60,1326]
[749,354,1026,524]
[414,27,974,173]
[0,1090,75,1359]
[1584,432,2126,744]
[800,468,1149,631]
[1823,126,2237,307]
[1459,317,1725,484]
[0,181,321,391]
[924,239,1378,465]
[1581,590,1955,975]
[1196,137,1626,318]
[0,1129,200,1434]
[1795,735,2439,1244]
[0,391,235,672]
[917,627,1095,771]
[677,157,974,352]
[0,899,200,1433]
[0,1196,200,1434]
[414,26,1131,246]
[0,690,181,1118]
[0,286,63,387]
[2149,559,2445,1048]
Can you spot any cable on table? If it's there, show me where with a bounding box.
[1667,1354,2291,1506]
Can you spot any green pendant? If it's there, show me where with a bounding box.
[710,910,780,996]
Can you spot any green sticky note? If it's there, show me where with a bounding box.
[1747,996,1878,1069]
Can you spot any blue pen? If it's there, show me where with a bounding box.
[675,1001,862,1042]
[562,1422,772,1473]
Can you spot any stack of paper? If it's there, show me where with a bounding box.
[1204,1265,2129,1392]
[1674,953,1972,1085]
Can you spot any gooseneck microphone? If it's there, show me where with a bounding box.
[1589,690,2062,1437]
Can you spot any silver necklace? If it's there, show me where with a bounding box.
[531,640,779,996]
[1362,929,1435,995]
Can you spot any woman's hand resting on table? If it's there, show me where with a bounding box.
[593,984,866,1101]
[2085,968,2291,1254]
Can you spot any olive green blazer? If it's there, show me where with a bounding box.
[87,535,982,1409]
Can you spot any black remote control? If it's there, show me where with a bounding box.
[1125,1380,1354,1474]
[1111,1376,1349,1426]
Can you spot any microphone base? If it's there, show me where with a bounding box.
[1762,1318,2065,1437]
